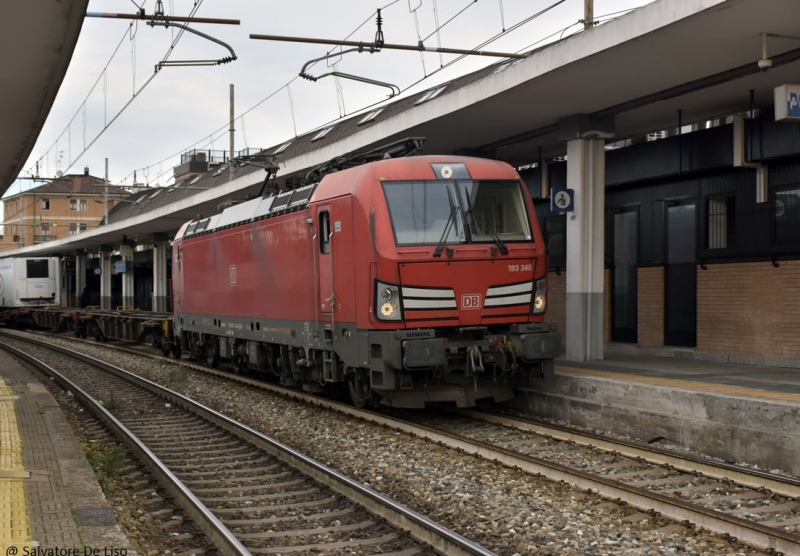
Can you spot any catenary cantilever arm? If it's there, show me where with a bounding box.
[147,20,237,70]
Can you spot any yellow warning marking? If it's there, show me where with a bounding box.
[0,377,31,549]
[557,365,800,403]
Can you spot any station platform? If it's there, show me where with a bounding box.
[558,350,800,401]
[516,350,800,476]
[0,349,132,554]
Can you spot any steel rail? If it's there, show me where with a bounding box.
[0,333,496,556]
[10,330,800,554]
[0,341,252,556]
[455,407,800,499]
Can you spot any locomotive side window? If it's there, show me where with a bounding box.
[320,211,331,254]
[26,259,49,279]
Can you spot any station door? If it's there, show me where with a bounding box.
[612,208,638,343]
[665,201,697,347]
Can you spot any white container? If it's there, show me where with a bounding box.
[0,257,61,308]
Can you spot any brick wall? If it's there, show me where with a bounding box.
[544,270,610,348]
[638,266,665,348]
[697,261,800,359]
[547,271,566,338]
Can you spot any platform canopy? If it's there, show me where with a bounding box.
[0,0,89,196]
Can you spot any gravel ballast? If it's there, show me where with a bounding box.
[3,332,768,556]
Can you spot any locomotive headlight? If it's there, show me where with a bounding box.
[533,277,546,314]
[375,281,402,321]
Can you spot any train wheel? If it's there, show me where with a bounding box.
[161,347,171,357]
[205,343,220,368]
[172,342,182,359]
[347,370,371,408]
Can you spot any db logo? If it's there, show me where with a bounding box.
[461,293,481,310]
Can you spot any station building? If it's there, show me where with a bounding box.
[529,109,800,365]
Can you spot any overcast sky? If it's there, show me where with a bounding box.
[7,0,653,198]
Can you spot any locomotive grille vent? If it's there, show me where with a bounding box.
[401,287,456,310]
[485,281,532,307]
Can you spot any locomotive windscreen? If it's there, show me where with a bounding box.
[383,181,464,246]
[26,259,50,279]
[382,180,532,246]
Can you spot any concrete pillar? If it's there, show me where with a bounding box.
[75,252,87,299]
[120,244,135,309]
[565,138,605,361]
[60,258,68,307]
[100,250,112,310]
[153,240,169,312]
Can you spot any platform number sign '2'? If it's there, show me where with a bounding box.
[550,187,575,212]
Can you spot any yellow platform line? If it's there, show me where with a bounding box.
[0,377,31,550]
[556,365,800,403]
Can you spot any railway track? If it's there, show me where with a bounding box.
[0,334,494,556]
[405,408,800,555]
[6,329,797,554]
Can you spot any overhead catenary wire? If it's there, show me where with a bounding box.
[21,16,141,183]
[126,0,574,190]
[15,0,235,194]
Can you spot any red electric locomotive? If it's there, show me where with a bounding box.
[172,146,560,408]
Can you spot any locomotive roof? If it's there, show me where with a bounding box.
[176,155,519,241]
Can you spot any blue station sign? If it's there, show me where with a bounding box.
[550,187,575,212]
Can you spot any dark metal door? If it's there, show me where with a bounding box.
[665,202,697,347]
[612,209,638,343]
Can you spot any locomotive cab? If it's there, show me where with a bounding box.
[347,157,561,408]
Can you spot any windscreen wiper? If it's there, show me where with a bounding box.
[463,187,508,255]
[433,188,458,258]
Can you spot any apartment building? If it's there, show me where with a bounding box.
[1,168,131,251]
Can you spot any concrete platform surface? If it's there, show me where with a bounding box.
[516,351,800,475]
[559,350,800,400]
[0,349,133,554]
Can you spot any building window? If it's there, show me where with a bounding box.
[311,126,334,142]
[79,199,87,211]
[358,108,384,125]
[79,223,87,233]
[706,194,734,250]
[414,85,446,106]
[41,198,50,210]
[69,223,77,236]
[40,223,50,241]
[544,215,567,269]
[69,199,77,211]
[775,186,800,245]
[273,140,292,154]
